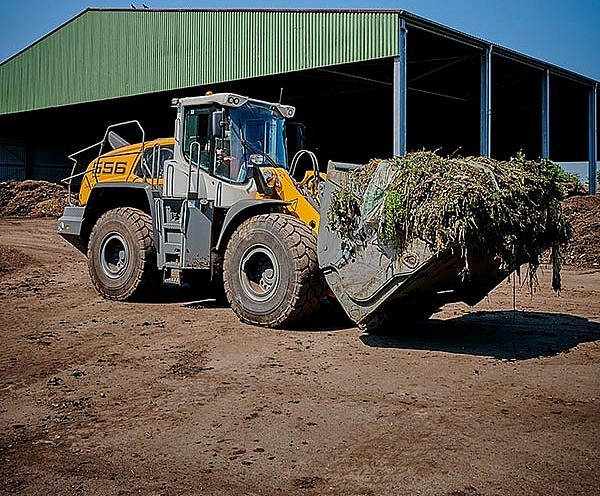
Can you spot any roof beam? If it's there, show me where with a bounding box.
[317,68,391,87]
[408,54,476,85]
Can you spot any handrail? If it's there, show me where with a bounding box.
[188,141,201,199]
[151,143,162,186]
[165,162,175,197]
[61,120,146,205]
[139,149,154,180]
[62,139,104,203]
[194,145,202,200]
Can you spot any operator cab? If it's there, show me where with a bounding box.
[166,93,295,205]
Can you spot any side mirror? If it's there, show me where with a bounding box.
[212,111,225,139]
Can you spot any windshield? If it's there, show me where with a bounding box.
[228,102,287,169]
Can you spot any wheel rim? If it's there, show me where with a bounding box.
[239,244,280,302]
[100,233,129,279]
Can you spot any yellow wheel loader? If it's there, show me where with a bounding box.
[58,93,507,329]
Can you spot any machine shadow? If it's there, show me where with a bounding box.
[360,311,600,360]
[287,301,355,332]
[137,282,229,307]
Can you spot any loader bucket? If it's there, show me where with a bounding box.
[317,161,509,329]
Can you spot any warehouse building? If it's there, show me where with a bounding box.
[0,8,597,193]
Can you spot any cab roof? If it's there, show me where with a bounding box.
[172,93,296,119]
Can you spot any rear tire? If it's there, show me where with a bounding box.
[87,207,161,300]
[223,213,324,327]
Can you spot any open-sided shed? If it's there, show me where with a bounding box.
[0,8,597,192]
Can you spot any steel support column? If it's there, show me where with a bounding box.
[589,84,598,195]
[393,17,408,157]
[24,138,33,180]
[480,46,492,157]
[541,69,550,158]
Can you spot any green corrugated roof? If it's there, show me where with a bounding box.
[0,9,399,115]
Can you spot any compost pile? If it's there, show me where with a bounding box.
[561,194,600,268]
[0,180,73,218]
[328,151,573,291]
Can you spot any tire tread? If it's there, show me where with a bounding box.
[223,213,324,327]
[87,207,160,300]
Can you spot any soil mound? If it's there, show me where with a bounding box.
[0,244,33,274]
[0,180,73,218]
[562,194,600,268]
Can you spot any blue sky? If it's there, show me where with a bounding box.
[1,0,599,81]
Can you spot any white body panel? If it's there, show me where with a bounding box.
[163,158,258,207]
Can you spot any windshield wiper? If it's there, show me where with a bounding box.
[241,138,280,168]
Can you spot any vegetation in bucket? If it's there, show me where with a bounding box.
[327,151,573,292]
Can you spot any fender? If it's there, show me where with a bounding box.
[85,182,157,217]
[58,182,158,254]
[214,199,289,252]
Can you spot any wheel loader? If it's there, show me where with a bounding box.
[58,93,507,329]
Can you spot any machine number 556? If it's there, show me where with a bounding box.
[96,161,127,174]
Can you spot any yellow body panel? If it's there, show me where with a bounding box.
[258,168,326,233]
[79,136,323,234]
[78,138,174,206]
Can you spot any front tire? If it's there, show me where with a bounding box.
[87,207,161,300]
[223,213,324,327]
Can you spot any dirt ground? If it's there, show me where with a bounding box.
[1,218,599,496]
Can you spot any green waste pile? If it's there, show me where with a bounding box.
[327,151,573,291]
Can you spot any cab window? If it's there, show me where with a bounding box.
[183,108,210,171]
[214,127,248,184]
